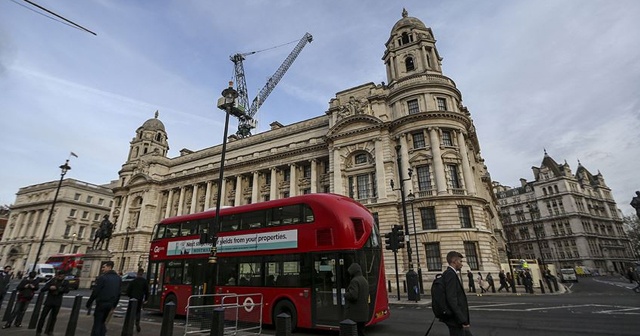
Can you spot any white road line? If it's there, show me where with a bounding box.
[470,303,527,308]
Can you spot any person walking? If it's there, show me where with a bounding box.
[440,251,473,336]
[497,270,509,292]
[344,263,369,336]
[126,268,149,333]
[36,270,69,336]
[477,272,486,293]
[486,272,496,293]
[3,271,39,329]
[466,270,475,293]
[87,261,122,336]
[0,265,12,310]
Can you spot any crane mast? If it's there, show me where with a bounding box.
[231,32,313,137]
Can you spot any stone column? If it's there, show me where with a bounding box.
[310,160,318,193]
[428,127,447,194]
[177,187,185,216]
[333,147,343,195]
[235,175,243,206]
[270,168,278,201]
[457,130,476,196]
[219,179,226,207]
[399,134,411,196]
[204,181,212,210]
[165,189,173,218]
[120,195,130,229]
[289,164,297,197]
[252,172,260,203]
[190,184,199,214]
[374,138,387,200]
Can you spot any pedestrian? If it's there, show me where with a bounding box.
[344,263,369,336]
[0,265,12,310]
[440,251,473,336]
[86,261,122,336]
[498,270,509,292]
[631,266,640,293]
[126,268,149,333]
[627,267,635,284]
[523,270,534,294]
[3,271,39,329]
[506,271,513,289]
[477,272,486,293]
[36,270,69,336]
[466,270,475,293]
[486,272,496,293]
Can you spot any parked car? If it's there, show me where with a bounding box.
[120,271,146,295]
[65,275,79,290]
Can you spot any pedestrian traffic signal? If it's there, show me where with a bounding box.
[393,225,405,249]
[385,232,398,251]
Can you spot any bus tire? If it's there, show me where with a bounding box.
[273,299,297,332]
[164,294,177,313]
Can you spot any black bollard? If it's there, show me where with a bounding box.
[28,291,45,329]
[65,295,83,336]
[538,279,545,294]
[552,277,559,291]
[545,278,554,293]
[510,278,517,293]
[121,298,138,336]
[275,312,291,336]
[339,319,358,336]
[2,290,17,322]
[387,280,391,292]
[160,301,176,336]
[209,308,225,336]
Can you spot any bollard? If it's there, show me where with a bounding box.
[275,312,291,336]
[160,301,176,336]
[545,278,554,293]
[402,280,406,293]
[339,319,358,336]
[28,291,45,329]
[2,290,17,322]
[121,298,138,336]
[65,295,83,336]
[209,308,225,336]
[538,279,545,294]
[552,277,559,291]
[387,279,391,292]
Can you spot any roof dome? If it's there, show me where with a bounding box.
[391,8,428,33]
[141,110,165,131]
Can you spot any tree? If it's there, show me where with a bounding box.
[622,215,640,259]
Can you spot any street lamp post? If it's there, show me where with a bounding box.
[390,144,419,301]
[32,159,71,273]
[69,233,77,253]
[406,191,424,294]
[205,81,248,263]
[120,226,133,272]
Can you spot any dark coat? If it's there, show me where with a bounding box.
[126,276,149,301]
[442,267,469,327]
[0,270,10,295]
[17,277,40,301]
[41,276,69,306]
[344,263,369,323]
[87,270,122,309]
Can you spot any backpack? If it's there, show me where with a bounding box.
[431,273,449,319]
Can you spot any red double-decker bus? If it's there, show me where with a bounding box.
[146,193,389,330]
[45,253,84,274]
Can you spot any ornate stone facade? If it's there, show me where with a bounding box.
[109,11,507,285]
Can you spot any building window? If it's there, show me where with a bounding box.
[425,242,442,271]
[420,207,437,229]
[354,153,368,165]
[442,130,453,146]
[407,99,419,114]
[303,165,312,178]
[282,191,290,198]
[463,241,479,270]
[348,173,377,200]
[98,198,104,206]
[90,228,97,239]
[458,206,473,228]
[405,56,415,72]
[283,170,290,182]
[265,172,272,185]
[94,213,100,221]
[78,226,85,239]
[436,97,447,111]
[416,165,432,191]
[82,211,89,219]
[412,132,425,148]
[69,209,77,217]
[59,245,67,254]
[448,164,461,189]
[86,195,93,203]
[303,188,311,194]
[74,193,81,201]
[64,225,72,237]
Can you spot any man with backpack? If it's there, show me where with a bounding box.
[432,251,473,336]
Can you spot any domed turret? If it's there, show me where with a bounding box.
[141,111,166,132]
[390,8,428,34]
[127,110,169,162]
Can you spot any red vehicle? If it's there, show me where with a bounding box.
[146,193,389,330]
[45,253,84,274]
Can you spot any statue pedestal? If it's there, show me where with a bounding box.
[80,248,113,289]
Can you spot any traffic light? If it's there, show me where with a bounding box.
[385,232,398,251]
[393,224,405,249]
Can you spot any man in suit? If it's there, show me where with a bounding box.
[441,251,473,336]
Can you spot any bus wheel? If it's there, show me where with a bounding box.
[164,294,177,313]
[273,300,297,332]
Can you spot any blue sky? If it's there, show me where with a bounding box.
[1,1,639,215]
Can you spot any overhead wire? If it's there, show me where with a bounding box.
[8,0,96,35]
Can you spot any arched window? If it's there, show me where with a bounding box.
[156,133,163,141]
[401,32,411,44]
[405,57,415,72]
[354,153,368,165]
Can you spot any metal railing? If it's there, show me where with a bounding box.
[184,293,263,336]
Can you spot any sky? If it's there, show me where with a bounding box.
[1,0,639,215]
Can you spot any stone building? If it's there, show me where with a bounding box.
[494,151,634,274]
[109,10,506,285]
[0,178,114,275]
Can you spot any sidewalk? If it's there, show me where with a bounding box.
[0,307,180,336]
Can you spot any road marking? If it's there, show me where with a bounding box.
[470,303,526,308]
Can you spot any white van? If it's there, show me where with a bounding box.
[559,268,578,283]
[25,264,56,281]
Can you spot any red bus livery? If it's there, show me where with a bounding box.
[146,193,389,330]
[45,253,84,274]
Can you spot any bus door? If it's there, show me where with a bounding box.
[312,253,348,327]
[146,261,164,309]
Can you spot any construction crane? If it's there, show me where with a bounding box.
[232,32,313,137]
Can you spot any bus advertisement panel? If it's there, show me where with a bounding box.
[146,193,389,331]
